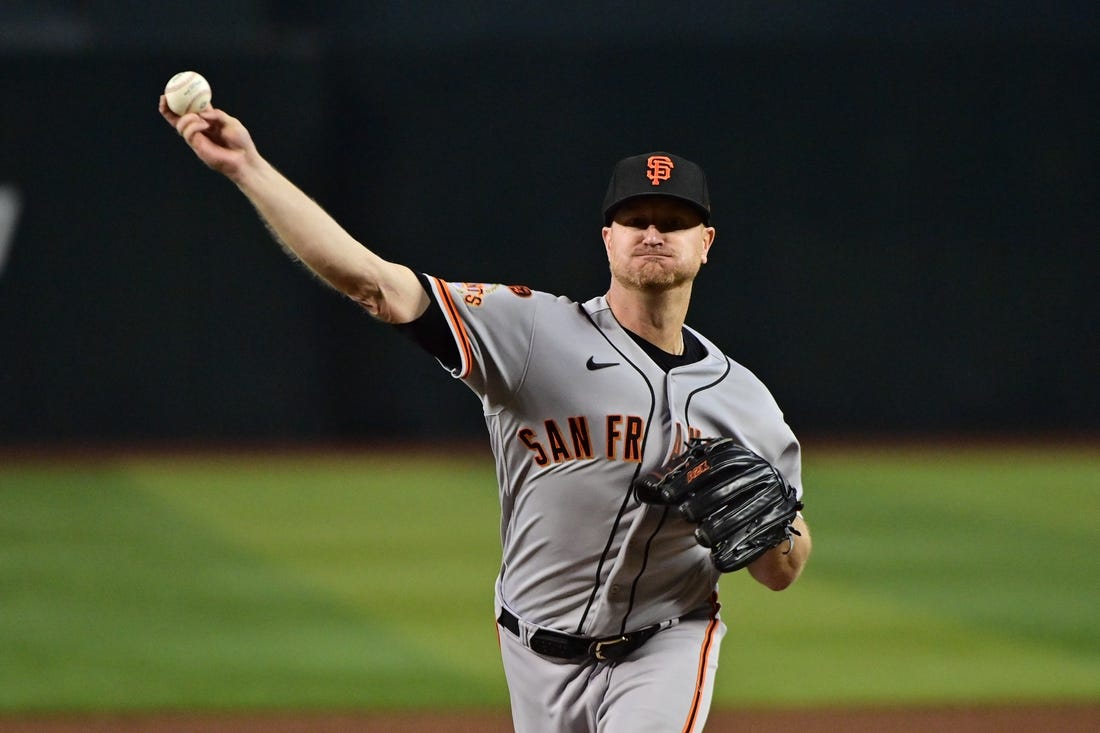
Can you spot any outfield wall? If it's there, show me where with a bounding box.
[1,25,1096,443]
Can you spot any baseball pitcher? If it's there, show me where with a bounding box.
[161,95,812,732]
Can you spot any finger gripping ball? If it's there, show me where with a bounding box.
[164,71,212,115]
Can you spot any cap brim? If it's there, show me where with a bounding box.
[604,193,711,226]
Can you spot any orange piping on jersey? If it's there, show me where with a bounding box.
[431,276,474,379]
[680,594,721,733]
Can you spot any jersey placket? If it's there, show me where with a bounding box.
[587,367,686,635]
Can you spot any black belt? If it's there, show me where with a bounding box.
[497,608,663,662]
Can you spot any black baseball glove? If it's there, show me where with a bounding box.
[633,437,803,573]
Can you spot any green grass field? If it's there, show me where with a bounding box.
[1,443,1098,713]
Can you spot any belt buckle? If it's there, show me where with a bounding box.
[591,635,629,661]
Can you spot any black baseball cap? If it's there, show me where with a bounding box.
[602,152,711,226]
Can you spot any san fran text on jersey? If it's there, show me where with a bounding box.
[519,416,703,467]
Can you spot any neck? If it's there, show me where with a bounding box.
[605,280,691,355]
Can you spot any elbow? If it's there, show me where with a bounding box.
[347,267,427,324]
[348,281,398,322]
[349,290,386,320]
[747,535,810,590]
[753,564,802,591]
[767,571,801,591]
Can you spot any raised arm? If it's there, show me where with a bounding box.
[159,98,429,324]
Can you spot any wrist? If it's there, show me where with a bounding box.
[232,154,278,194]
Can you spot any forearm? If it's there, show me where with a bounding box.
[747,516,811,590]
[162,101,428,322]
[233,155,427,323]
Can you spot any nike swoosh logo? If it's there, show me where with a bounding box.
[586,356,620,371]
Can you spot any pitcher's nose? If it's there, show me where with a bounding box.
[642,225,664,245]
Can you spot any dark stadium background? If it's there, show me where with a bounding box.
[1,1,1096,445]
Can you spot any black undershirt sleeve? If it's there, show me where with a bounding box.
[392,273,461,369]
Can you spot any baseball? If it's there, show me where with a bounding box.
[164,71,212,115]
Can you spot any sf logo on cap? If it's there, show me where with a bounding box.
[646,155,674,186]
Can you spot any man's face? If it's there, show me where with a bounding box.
[602,197,716,292]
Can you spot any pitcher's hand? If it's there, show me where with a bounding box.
[159,96,257,183]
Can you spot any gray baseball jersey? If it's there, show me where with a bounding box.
[409,276,802,732]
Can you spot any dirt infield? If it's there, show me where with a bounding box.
[3,705,1099,733]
